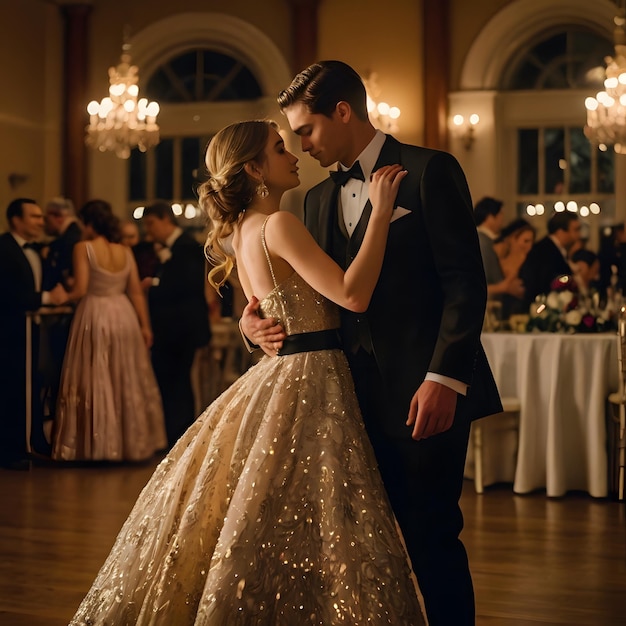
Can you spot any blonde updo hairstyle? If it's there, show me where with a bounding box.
[199,119,277,292]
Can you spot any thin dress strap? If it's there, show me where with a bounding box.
[260,215,278,289]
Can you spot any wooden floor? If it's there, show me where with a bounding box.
[0,457,624,625]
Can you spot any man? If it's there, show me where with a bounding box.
[241,61,501,625]
[0,199,66,469]
[142,202,211,446]
[519,211,581,307]
[41,197,81,423]
[42,197,82,290]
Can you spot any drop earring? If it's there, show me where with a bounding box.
[256,177,269,199]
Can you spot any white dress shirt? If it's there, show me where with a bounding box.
[338,131,467,396]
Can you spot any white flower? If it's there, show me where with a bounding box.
[546,292,561,310]
[564,309,582,326]
[558,291,574,307]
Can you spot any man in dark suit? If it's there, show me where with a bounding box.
[241,61,502,625]
[41,197,82,422]
[42,197,82,290]
[0,199,67,469]
[519,211,581,307]
[142,202,211,447]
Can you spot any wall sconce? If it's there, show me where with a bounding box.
[452,113,480,150]
[363,71,401,133]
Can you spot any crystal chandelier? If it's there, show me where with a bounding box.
[86,37,160,159]
[584,3,626,154]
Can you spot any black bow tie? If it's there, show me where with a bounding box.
[22,242,39,250]
[330,161,365,186]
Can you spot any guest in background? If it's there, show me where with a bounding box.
[0,199,66,470]
[41,197,82,426]
[121,219,161,281]
[474,197,524,304]
[52,200,166,461]
[495,218,536,316]
[598,223,626,296]
[495,218,536,279]
[42,197,82,290]
[120,220,140,248]
[142,202,211,446]
[519,211,581,307]
[571,248,600,295]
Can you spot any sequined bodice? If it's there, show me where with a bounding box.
[257,215,340,336]
[258,273,340,336]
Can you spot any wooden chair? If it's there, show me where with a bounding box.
[607,306,626,501]
[472,396,521,494]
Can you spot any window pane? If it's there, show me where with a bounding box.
[518,129,538,194]
[544,128,564,194]
[155,138,174,199]
[597,148,615,193]
[181,137,201,200]
[569,127,590,193]
[129,149,147,201]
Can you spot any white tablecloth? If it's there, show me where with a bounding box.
[467,332,619,497]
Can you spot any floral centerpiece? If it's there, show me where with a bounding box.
[526,274,617,333]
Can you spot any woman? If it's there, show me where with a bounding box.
[69,121,424,625]
[496,218,536,279]
[52,200,167,461]
[495,218,536,316]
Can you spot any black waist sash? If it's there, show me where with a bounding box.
[277,329,342,356]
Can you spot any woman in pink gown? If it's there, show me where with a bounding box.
[52,200,167,461]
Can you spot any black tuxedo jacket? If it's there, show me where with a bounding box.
[43,221,82,290]
[0,232,43,343]
[519,236,572,306]
[148,231,211,350]
[304,135,502,423]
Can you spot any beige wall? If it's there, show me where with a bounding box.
[0,0,63,229]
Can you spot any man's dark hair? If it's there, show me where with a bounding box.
[277,60,369,121]
[571,248,598,267]
[547,211,578,234]
[473,197,503,226]
[6,198,37,226]
[143,201,178,225]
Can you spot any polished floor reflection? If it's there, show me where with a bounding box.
[0,457,624,625]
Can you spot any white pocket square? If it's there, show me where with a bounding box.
[390,206,411,223]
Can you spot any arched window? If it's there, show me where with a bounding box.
[502,28,615,224]
[129,49,263,223]
[501,27,612,91]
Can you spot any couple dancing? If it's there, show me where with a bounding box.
[70,60,500,626]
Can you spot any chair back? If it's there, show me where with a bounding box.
[618,306,626,404]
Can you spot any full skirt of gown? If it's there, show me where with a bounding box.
[52,291,167,461]
[69,347,424,625]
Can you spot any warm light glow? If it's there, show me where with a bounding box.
[362,72,401,133]
[85,39,160,159]
[589,202,601,214]
[132,206,144,219]
[453,115,464,126]
[554,201,566,212]
[584,10,626,154]
[535,203,545,215]
[566,201,578,212]
[172,203,183,216]
[469,113,480,126]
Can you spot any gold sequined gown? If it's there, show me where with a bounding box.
[70,269,424,625]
